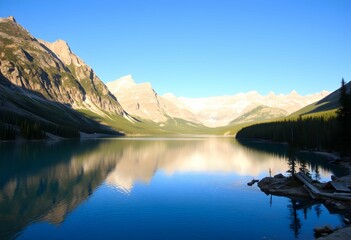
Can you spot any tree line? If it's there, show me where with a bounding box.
[236,79,351,155]
[0,111,80,140]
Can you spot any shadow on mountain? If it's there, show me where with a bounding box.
[0,75,122,137]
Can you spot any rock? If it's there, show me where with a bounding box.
[258,176,310,198]
[8,16,16,22]
[314,225,334,238]
[274,173,285,178]
[247,179,259,186]
[335,203,347,210]
[317,227,351,240]
[0,17,125,116]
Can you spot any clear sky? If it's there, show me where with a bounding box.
[1,0,350,97]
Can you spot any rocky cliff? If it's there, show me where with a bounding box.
[107,75,200,124]
[0,16,125,116]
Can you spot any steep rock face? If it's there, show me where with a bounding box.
[107,75,200,123]
[0,16,124,116]
[107,75,166,122]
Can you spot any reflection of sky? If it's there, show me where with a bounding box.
[1,138,342,240]
[19,171,342,240]
[105,138,333,193]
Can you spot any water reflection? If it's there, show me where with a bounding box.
[105,138,337,192]
[0,138,341,239]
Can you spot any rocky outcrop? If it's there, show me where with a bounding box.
[258,175,310,198]
[0,16,125,116]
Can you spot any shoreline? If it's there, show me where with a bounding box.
[257,157,351,239]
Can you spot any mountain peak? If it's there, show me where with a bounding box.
[106,74,136,94]
[288,90,299,97]
[46,39,72,64]
[52,39,72,53]
[39,39,84,66]
[8,16,16,22]
[116,74,136,86]
[0,16,16,23]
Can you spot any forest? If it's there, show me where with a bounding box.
[236,79,351,155]
[0,111,80,140]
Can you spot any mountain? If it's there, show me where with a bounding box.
[290,81,351,117]
[106,75,200,124]
[107,75,328,128]
[230,105,288,124]
[166,91,329,127]
[0,17,124,115]
[0,16,127,137]
[0,16,335,137]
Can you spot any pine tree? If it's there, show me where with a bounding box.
[336,78,351,156]
[337,78,348,120]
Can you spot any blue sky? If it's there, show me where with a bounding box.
[1,0,350,97]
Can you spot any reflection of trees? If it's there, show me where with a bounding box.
[284,199,325,239]
[237,139,344,178]
[288,200,302,238]
[314,166,321,181]
[314,204,322,218]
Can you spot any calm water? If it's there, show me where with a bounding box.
[0,137,345,240]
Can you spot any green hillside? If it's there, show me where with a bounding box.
[289,82,351,118]
[235,80,351,154]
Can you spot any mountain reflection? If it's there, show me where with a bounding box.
[0,138,337,239]
[105,138,333,192]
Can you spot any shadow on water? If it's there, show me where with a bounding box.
[0,139,121,239]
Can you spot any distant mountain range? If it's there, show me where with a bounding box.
[0,16,339,137]
[107,75,329,127]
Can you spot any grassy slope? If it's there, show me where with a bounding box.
[78,109,217,135]
[288,83,350,118]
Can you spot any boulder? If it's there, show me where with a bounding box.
[274,173,285,178]
[314,225,334,238]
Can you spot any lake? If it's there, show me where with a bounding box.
[0,137,345,239]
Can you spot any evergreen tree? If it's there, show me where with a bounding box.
[299,161,311,178]
[337,78,349,120]
[336,78,351,155]
[286,145,297,177]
